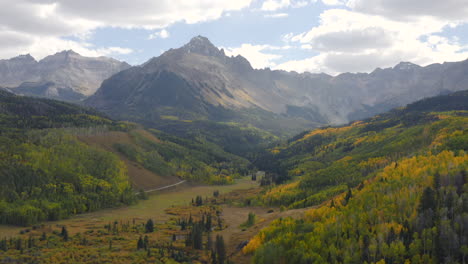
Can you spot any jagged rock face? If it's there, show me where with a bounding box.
[86,36,468,130]
[0,51,130,100]
[0,54,38,87]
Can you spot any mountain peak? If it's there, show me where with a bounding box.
[57,50,80,56]
[182,35,224,57]
[393,61,420,71]
[10,54,36,63]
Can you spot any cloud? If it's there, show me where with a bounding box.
[277,8,468,74]
[54,0,254,28]
[96,47,134,56]
[321,0,344,6]
[347,0,468,21]
[148,29,170,40]
[299,27,394,52]
[261,0,291,11]
[0,0,254,59]
[2,37,134,61]
[260,0,313,11]
[264,13,289,18]
[224,44,283,69]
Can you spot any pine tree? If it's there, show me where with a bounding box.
[344,187,352,203]
[419,187,436,212]
[206,234,213,251]
[144,235,149,250]
[0,239,7,251]
[61,226,69,241]
[190,223,203,250]
[145,219,154,233]
[15,238,22,251]
[206,214,212,232]
[215,235,226,264]
[137,236,144,250]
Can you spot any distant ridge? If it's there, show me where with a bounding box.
[85,36,468,137]
[0,51,130,101]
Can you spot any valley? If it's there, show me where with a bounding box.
[0,35,467,264]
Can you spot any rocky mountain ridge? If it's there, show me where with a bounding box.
[86,36,468,134]
[0,50,130,100]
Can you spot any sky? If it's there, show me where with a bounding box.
[1,0,468,75]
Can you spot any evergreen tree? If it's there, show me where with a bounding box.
[143,235,149,250]
[145,219,154,233]
[215,235,226,264]
[15,238,22,251]
[206,214,212,232]
[418,187,436,212]
[191,223,203,250]
[195,195,203,206]
[61,226,69,241]
[0,239,7,251]
[137,236,144,250]
[344,187,352,204]
[206,234,213,251]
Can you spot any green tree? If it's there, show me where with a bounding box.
[137,236,144,250]
[145,219,154,233]
[61,226,69,241]
[215,235,226,264]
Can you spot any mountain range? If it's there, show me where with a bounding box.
[2,36,467,137]
[0,51,130,101]
[85,36,468,135]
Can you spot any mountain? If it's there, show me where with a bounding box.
[0,51,130,101]
[86,36,468,138]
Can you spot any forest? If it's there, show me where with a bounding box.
[0,89,466,263]
[113,128,251,184]
[246,150,467,264]
[0,91,251,226]
[0,91,137,226]
[242,91,468,263]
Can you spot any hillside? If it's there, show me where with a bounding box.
[239,91,468,263]
[0,51,130,101]
[0,92,251,226]
[253,90,467,207]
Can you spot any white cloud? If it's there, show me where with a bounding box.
[260,0,314,11]
[264,13,289,18]
[261,0,291,11]
[96,47,134,56]
[0,0,254,59]
[224,44,283,69]
[321,0,344,6]
[4,36,134,61]
[277,8,468,74]
[347,0,468,21]
[148,29,170,40]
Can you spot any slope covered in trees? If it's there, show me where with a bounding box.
[253,91,467,209]
[111,128,251,185]
[0,92,252,226]
[243,91,468,263]
[0,91,136,226]
[246,151,467,263]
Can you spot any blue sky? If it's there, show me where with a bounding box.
[2,0,468,74]
[82,1,328,65]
